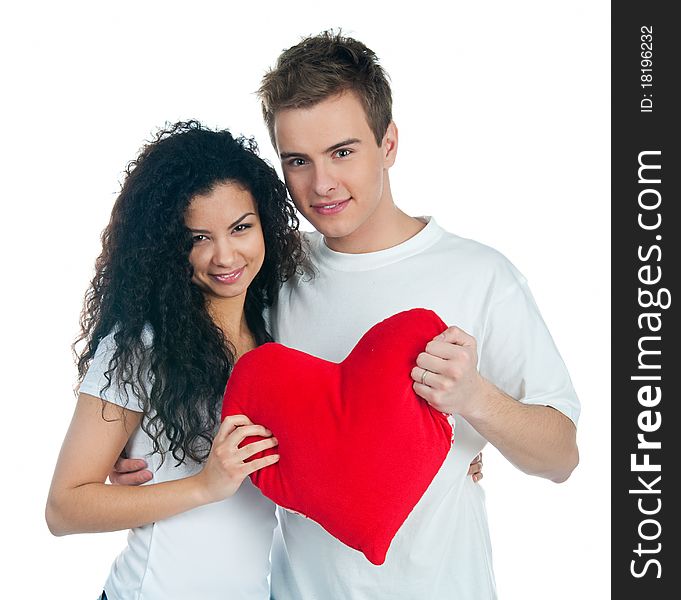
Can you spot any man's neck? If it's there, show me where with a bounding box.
[324,207,426,254]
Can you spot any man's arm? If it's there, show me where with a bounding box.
[412,327,578,483]
[111,443,486,486]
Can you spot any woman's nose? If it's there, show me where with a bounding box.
[211,239,238,267]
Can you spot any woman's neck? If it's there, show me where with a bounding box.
[206,296,255,358]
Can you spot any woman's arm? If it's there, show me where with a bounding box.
[45,393,278,536]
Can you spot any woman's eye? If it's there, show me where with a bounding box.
[192,234,208,243]
[233,223,252,234]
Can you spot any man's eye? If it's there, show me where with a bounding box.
[288,158,307,167]
[336,149,352,158]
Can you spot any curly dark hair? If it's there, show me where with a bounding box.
[75,120,304,464]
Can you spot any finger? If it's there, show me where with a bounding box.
[413,381,438,404]
[415,351,447,374]
[244,453,280,475]
[228,424,273,447]
[110,469,153,486]
[410,366,447,389]
[473,472,484,483]
[239,437,279,461]
[424,339,470,361]
[467,455,482,475]
[434,326,475,347]
[414,384,451,414]
[113,457,148,473]
[216,414,255,442]
[468,462,482,475]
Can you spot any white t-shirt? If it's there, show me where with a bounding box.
[269,217,580,600]
[80,331,277,600]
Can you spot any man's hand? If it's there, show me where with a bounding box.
[109,457,153,486]
[411,326,487,418]
[412,326,578,483]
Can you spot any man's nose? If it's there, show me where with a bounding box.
[313,161,338,196]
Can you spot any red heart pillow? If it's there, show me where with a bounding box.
[221,308,453,565]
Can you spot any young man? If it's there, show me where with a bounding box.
[113,31,578,599]
[259,31,579,599]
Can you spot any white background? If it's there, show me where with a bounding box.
[1,1,610,598]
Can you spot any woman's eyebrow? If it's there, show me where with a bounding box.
[188,212,256,233]
[229,212,256,228]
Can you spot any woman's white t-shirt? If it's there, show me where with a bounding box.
[80,332,277,600]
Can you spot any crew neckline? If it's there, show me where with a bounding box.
[310,216,444,272]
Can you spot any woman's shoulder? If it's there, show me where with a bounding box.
[96,323,154,352]
[78,324,154,411]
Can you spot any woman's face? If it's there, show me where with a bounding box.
[185,181,265,302]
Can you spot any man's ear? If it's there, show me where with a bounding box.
[382,121,398,168]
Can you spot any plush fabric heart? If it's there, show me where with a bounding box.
[221,308,454,565]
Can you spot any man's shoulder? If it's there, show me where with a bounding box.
[432,225,524,281]
[300,229,322,244]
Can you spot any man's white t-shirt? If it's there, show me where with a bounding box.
[269,217,580,600]
[80,331,277,600]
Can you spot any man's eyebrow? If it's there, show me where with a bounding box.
[325,138,361,153]
[279,150,310,160]
[188,212,255,232]
[279,138,361,160]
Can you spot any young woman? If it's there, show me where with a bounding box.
[46,121,304,600]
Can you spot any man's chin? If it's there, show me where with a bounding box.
[313,223,355,242]
[302,214,341,235]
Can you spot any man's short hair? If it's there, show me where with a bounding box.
[258,30,393,148]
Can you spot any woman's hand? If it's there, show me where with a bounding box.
[195,414,279,504]
[468,452,483,483]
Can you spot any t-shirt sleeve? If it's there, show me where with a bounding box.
[477,277,580,426]
[78,331,147,413]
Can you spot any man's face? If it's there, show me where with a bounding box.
[274,91,397,252]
